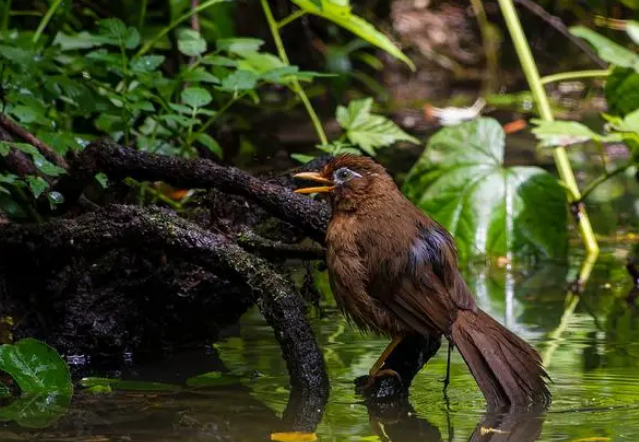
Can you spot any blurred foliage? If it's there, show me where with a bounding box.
[0,0,417,220]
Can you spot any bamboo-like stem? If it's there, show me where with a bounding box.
[540,69,612,85]
[32,0,64,43]
[497,0,599,256]
[260,0,327,145]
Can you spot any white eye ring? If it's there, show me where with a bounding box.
[334,168,362,182]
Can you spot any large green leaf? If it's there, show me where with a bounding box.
[402,118,568,261]
[0,339,72,393]
[0,392,71,429]
[570,26,639,71]
[289,0,415,71]
[605,67,639,117]
[336,97,419,155]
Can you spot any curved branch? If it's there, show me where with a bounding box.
[0,204,329,419]
[54,138,330,242]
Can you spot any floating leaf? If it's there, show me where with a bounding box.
[0,392,71,429]
[79,377,181,392]
[186,371,241,388]
[402,118,568,261]
[290,0,414,70]
[181,87,213,108]
[336,98,419,155]
[570,26,639,71]
[178,29,207,56]
[0,339,72,393]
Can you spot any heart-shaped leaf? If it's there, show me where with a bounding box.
[402,118,568,261]
[0,392,71,429]
[181,87,212,108]
[0,339,72,393]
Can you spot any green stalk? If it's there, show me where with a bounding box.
[260,0,327,145]
[1,0,12,38]
[497,0,599,256]
[32,0,64,43]
[540,69,612,85]
[277,9,307,29]
[138,0,149,33]
[137,0,226,56]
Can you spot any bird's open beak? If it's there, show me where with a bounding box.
[292,172,335,194]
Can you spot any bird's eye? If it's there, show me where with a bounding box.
[335,168,352,181]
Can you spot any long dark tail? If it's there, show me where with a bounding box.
[451,308,551,408]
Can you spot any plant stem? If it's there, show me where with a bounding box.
[32,0,64,43]
[497,0,599,256]
[260,0,328,145]
[193,92,246,141]
[138,0,149,33]
[277,9,307,29]
[137,0,226,56]
[579,163,632,202]
[469,0,498,94]
[540,69,612,85]
[1,0,12,38]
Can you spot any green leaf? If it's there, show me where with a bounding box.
[52,31,104,50]
[0,392,71,429]
[217,38,265,55]
[626,21,639,45]
[605,67,639,117]
[33,155,66,177]
[237,52,286,74]
[570,26,639,71]
[24,176,49,198]
[181,68,220,84]
[530,119,613,146]
[177,29,207,56]
[289,0,414,70]
[11,105,46,125]
[130,55,165,73]
[186,371,241,388]
[291,153,316,163]
[79,377,181,392]
[196,133,223,158]
[402,118,568,261]
[181,87,212,108]
[0,339,72,393]
[97,18,139,49]
[336,98,419,154]
[220,70,258,92]
[0,142,11,156]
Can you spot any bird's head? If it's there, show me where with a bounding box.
[293,154,396,212]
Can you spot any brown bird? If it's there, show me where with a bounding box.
[293,154,550,408]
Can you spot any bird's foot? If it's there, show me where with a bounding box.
[365,369,402,389]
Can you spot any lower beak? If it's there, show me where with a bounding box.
[292,172,335,194]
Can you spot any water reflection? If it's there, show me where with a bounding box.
[3,248,639,441]
[365,396,545,442]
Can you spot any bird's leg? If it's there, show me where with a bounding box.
[366,336,403,387]
[442,340,453,392]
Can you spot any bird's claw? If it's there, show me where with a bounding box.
[365,369,402,389]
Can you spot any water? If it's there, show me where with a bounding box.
[4,242,639,441]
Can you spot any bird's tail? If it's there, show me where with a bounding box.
[451,308,551,408]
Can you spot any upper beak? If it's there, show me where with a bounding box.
[292,172,335,194]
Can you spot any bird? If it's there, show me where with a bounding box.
[292,154,551,408]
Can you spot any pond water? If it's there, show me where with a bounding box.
[4,241,639,441]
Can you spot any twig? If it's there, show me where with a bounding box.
[0,115,68,169]
[577,163,631,203]
[514,0,607,68]
[237,228,325,261]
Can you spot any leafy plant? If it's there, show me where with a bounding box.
[292,97,420,163]
[402,118,568,261]
[0,339,73,429]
